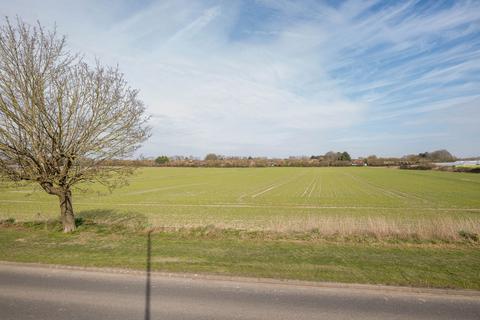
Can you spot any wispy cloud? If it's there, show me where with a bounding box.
[1,0,479,157]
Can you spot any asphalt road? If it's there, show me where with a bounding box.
[0,263,479,320]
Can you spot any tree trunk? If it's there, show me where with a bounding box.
[59,189,76,232]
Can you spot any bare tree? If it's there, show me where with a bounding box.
[0,18,150,232]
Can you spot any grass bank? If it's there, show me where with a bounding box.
[1,219,479,290]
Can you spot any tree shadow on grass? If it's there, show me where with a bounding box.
[76,209,149,230]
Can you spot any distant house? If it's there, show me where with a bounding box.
[352,159,366,166]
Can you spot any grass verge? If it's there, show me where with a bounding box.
[1,218,479,290]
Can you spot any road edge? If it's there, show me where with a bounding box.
[1,260,479,297]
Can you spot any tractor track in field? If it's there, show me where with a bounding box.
[300,178,316,198]
[308,180,317,198]
[341,172,404,200]
[240,171,309,200]
[341,172,431,203]
[125,183,208,195]
[1,199,479,212]
[251,183,282,198]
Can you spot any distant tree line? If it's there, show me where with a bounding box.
[403,149,455,162]
[106,149,460,168]
[104,149,480,173]
[310,151,351,161]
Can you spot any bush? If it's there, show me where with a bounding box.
[204,153,219,161]
[459,230,479,242]
[400,164,434,170]
[0,217,15,225]
[155,156,169,165]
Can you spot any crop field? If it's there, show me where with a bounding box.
[1,167,480,239]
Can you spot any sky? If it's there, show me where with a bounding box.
[1,0,479,158]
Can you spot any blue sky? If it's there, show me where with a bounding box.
[1,0,479,157]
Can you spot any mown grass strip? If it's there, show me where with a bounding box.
[1,221,479,290]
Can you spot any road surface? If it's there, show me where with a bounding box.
[0,262,479,320]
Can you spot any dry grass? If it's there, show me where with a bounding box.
[8,209,478,242]
[144,214,480,242]
[265,215,480,241]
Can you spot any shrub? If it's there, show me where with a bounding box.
[155,156,170,165]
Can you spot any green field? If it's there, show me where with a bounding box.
[1,167,479,239]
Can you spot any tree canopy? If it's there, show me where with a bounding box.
[205,153,219,161]
[155,156,170,164]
